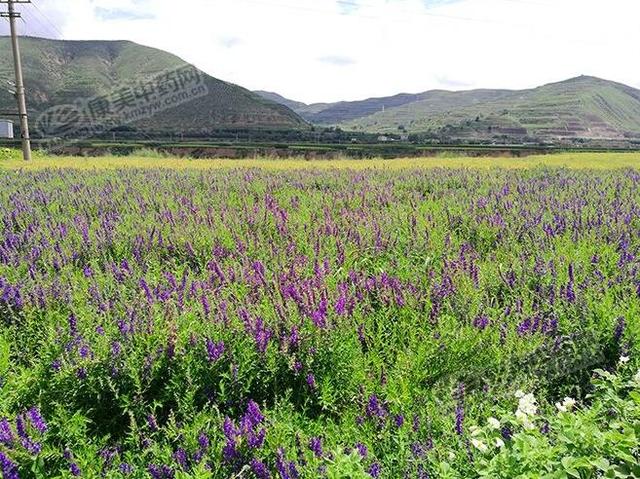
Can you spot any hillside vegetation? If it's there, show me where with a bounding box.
[0,37,307,135]
[257,76,640,140]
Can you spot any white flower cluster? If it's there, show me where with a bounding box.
[555,397,576,413]
[515,390,537,430]
[471,438,488,453]
[634,369,640,385]
[469,417,505,453]
[487,417,501,430]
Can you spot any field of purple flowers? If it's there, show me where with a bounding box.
[0,166,638,478]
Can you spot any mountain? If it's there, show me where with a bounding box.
[0,37,307,136]
[256,76,640,140]
[253,90,308,112]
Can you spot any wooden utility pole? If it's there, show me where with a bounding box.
[1,0,32,160]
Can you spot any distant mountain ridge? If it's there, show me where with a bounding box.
[256,76,640,140]
[0,36,307,135]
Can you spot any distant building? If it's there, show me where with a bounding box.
[377,135,391,142]
[0,120,14,139]
[400,134,410,141]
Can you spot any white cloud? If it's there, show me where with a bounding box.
[318,55,357,66]
[2,0,640,103]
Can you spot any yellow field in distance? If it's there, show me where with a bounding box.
[1,152,640,171]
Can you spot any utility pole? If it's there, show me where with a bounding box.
[1,0,32,161]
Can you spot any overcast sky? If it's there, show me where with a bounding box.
[2,0,639,103]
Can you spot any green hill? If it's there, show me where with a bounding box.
[0,37,307,136]
[257,76,640,140]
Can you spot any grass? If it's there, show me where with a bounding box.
[0,151,640,170]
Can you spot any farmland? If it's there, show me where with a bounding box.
[0,152,639,478]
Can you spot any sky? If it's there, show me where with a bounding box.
[2,0,640,103]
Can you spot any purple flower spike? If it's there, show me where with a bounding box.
[27,407,47,434]
[205,339,225,363]
[0,451,19,479]
[251,459,271,479]
[368,462,381,478]
[70,462,81,476]
[0,418,14,446]
[309,437,323,458]
[394,414,405,428]
[355,442,368,458]
[306,373,317,390]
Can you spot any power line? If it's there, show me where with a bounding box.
[19,6,56,38]
[29,0,64,38]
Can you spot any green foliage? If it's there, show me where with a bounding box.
[325,450,369,479]
[464,369,640,478]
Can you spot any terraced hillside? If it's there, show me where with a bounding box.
[258,76,640,140]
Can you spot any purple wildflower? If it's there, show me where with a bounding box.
[244,401,265,427]
[473,315,489,330]
[355,442,368,458]
[411,442,426,459]
[366,394,387,420]
[205,339,225,363]
[454,383,465,436]
[222,439,238,463]
[0,451,19,479]
[83,265,92,278]
[306,374,317,390]
[368,462,381,478]
[148,464,174,479]
[311,299,328,329]
[197,432,210,450]
[68,313,78,337]
[540,421,550,435]
[201,295,211,317]
[27,408,47,434]
[309,437,323,458]
[455,405,465,436]
[0,418,14,446]
[15,414,40,454]
[275,448,291,479]
[173,448,188,470]
[69,463,81,476]
[51,359,62,372]
[223,417,237,440]
[251,459,271,479]
[288,326,300,350]
[247,428,266,449]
